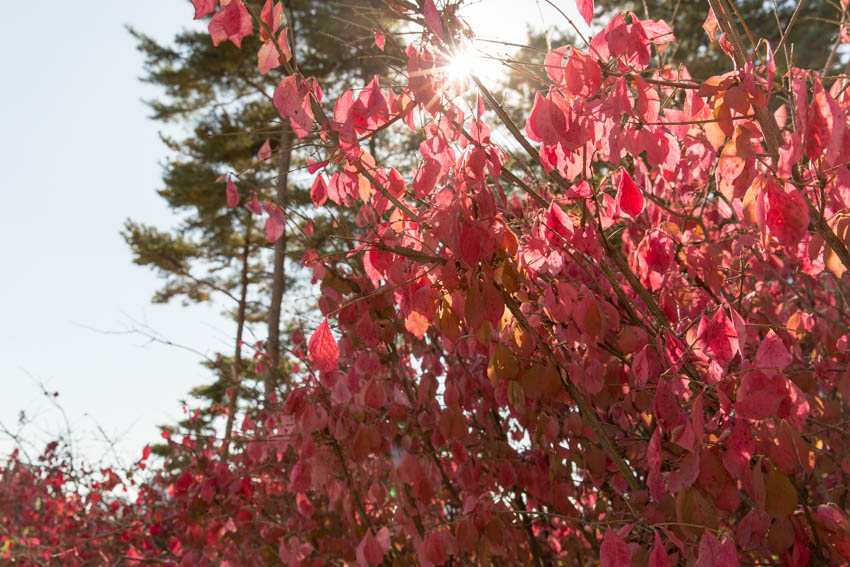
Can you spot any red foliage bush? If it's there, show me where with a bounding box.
[5,1,850,565]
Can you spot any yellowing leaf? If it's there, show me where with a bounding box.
[438,305,461,342]
[765,465,798,519]
[488,344,520,385]
[512,325,535,357]
[676,487,718,539]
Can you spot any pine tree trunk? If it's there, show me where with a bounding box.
[265,127,292,401]
[223,222,252,456]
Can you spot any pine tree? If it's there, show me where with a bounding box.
[126,0,404,453]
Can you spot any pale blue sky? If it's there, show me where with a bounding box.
[0,1,231,463]
[0,0,584,464]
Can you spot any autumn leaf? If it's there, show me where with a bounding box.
[208,0,252,48]
[600,528,632,567]
[226,176,239,209]
[576,0,594,25]
[617,169,645,217]
[309,318,339,373]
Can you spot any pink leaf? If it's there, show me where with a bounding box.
[545,201,574,245]
[617,169,645,216]
[563,48,602,99]
[259,0,281,39]
[736,370,789,420]
[263,201,285,242]
[245,192,262,215]
[423,0,444,41]
[375,30,386,51]
[764,179,809,248]
[191,0,217,20]
[338,117,361,161]
[258,41,279,75]
[208,0,252,48]
[309,319,339,373]
[526,92,567,145]
[259,28,292,75]
[413,157,442,199]
[257,139,272,161]
[754,330,791,370]
[273,75,314,139]
[576,0,594,25]
[296,492,313,518]
[226,176,239,208]
[601,528,632,567]
[307,158,329,174]
[277,27,292,61]
[696,309,739,364]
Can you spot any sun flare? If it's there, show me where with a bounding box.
[446,48,482,82]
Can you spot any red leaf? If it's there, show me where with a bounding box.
[694,532,740,567]
[277,27,292,61]
[374,30,386,51]
[309,319,339,373]
[456,518,478,554]
[617,169,645,216]
[563,48,602,99]
[764,180,809,248]
[696,309,739,364]
[544,46,568,85]
[191,0,217,20]
[423,0,444,41]
[702,8,719,41]
[576,0,594,25]
[601,528,632,567]
[208,0,252,48]
[722,419,754,479]
[141,445,151,461]
[226,176,239,209]
[526,92,567,145]
[649,532,670,567]
[362,378,386,409]
[421,530,449,566]
[356,530,384,566]
[545,201,574,245]
[310,175,328,207]
[647,429,665,502]
[413,157,442,199]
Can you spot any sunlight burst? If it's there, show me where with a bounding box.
[446,48,482,83]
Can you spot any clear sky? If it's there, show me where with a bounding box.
[0,1,232,464]
[0,0,585,465]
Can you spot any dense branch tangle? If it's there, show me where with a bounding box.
[7,0,850,566]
